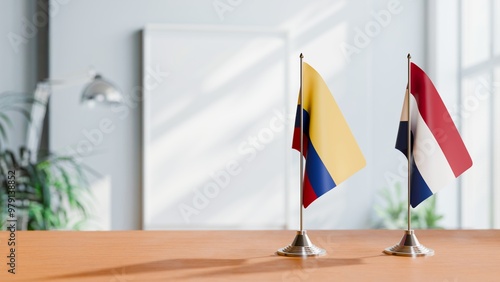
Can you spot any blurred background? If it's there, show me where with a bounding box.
[0,0,498,230]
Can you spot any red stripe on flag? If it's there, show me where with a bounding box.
[303,172,317,208]
[411,63,473,177]
[292,126,309,157]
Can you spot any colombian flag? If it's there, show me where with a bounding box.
[292,62,366,208]
[396,63,472,207]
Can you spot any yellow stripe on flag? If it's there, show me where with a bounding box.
[301,62,365,184]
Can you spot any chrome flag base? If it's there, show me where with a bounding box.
[277,230,326,257]
[383,230,434,257]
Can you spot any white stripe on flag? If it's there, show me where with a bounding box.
[410,95,456,193]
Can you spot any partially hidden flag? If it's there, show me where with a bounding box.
[292,62,366,208]
[396,62,473,208]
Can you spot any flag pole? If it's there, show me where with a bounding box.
[277,53,325,257]
[299,53,304,232]
[383,53,434,257]
[406,53,412,232]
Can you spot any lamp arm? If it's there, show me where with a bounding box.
[25,82,51,162]
[25,68,96,161]
[25,68,121,161]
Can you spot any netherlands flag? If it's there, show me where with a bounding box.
[396,63,473,208]
[292,62,365,208]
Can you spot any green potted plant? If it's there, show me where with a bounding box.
[0,92,93,230]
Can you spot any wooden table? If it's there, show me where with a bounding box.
[0,230,499,281]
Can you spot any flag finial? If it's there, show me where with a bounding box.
[300,53,303,59]
[407,53,411,59]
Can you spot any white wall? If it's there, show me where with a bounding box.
[0,0,38,150]
[49,0,426,230]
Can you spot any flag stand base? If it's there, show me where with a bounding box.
[383,230,434,257]
[277,230,326,257]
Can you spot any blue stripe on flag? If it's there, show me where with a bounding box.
[410,159,434,208]
[395,121,409,157]
[294,106,310,135]
[305,141,337,198]
[397,120,433,207]
[396,121,414,158]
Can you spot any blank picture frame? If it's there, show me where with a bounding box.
[142,24,291,229]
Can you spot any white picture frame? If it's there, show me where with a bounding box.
[142,24,292,230]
